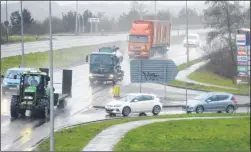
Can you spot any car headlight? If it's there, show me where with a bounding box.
[109,74,114,78]
[24,96,33,99]
[89,73,93,78]
[113,105,121,107]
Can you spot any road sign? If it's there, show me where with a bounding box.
[130,59,178,84]
[237,56,248,62]
[237,66,248,72]
[88,18,100,23]
[236,34,246,46]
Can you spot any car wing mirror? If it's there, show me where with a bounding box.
[206,99,211,102]
[1,75,4,78]
[47,76,50,81]
[133,99,138,102]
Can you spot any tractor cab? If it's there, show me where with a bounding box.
[19,71,49,103]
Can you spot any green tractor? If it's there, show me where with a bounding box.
[10,69,72,119]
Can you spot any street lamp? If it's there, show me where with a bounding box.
[48,0,55,151]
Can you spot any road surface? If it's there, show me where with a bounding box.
[1,28,212,58]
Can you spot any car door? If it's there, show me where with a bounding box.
[216,95,230,110]
[204,95,218,112]
[130,95,145,113]
[142,95,155,112]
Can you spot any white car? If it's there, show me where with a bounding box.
[105,93,163,117]
[183,33,200,47]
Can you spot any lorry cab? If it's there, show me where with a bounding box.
[86,52,124,85]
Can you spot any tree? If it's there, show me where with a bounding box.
[203,1,245,78]
[10,8,34,34]
[10,11,21,34]
[62,11,76,33]
[22,8,34,33]
[43,17,64,34]
[130,1,147,19]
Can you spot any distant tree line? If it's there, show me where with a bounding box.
[1,1,205,40]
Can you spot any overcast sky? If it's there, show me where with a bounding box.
[1,1,249,6]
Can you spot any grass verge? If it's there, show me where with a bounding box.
[188,67,249,90]
[1,41,123,74]
[37,113,249,151]
[3,36,47,44]
[177,57,205,71]
[169,80,249,95]
[114,117,250,151]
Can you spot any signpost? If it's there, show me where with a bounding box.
[88,18,100,33]
[236,34,249,80]
[130,59,178,96]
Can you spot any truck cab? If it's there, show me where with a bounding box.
[86,52,124,85]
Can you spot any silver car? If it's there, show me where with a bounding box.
[182,92,238,114]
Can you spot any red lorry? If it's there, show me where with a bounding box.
[128,20,171,59]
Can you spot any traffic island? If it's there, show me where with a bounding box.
[114,117,250,151]
[35,113,249,151]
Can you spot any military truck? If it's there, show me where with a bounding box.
[86,51,124,85]
[10,68,72,119]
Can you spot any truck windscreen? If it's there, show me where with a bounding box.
[129,35,148,43]
[90,54,114,65]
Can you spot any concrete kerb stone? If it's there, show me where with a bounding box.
[82,116,250,151]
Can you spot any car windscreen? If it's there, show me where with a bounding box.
[90,54,113,65]
[5,70,22,79]
[129,35,148,43]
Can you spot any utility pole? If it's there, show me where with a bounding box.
[75,1,78,33]
[20,0,24,67]
[82,15,85,33]
[48,0,55,151]
[78,14,81,33]
[186,0,189,67]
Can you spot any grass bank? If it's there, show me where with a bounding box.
[188,67,249,90]
[37,113,249,151]
[114,117,250,151]
[2,36,47,44]
[1,41,123,74]
[169,80,249,95]
[177,57,205,71]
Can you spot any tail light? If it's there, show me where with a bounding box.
[231,97,238,103]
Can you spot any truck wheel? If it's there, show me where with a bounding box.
[10,95,19,118]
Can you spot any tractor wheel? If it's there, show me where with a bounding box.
[10,95,19,118]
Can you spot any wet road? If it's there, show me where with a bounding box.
[1,28,212,58]
[1,30,213,151]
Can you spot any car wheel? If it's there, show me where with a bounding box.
[226,105,234,113]
[196,106,204,114]
[109,113,116,117]
[152,105,161,115]
[122,106,131,117]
